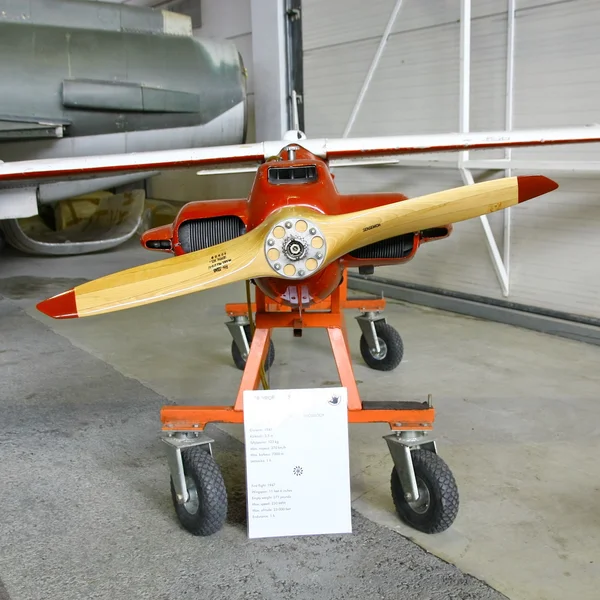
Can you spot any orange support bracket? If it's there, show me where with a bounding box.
[161,271,435,433]
[234,326,273,409]
[224,270,386,318]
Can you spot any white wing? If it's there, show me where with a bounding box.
[322,125,600,166]
[1,125,600,184]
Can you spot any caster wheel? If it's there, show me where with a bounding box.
[359,321,403,371]
[390,449,459,534]
[231,324,275,371]
[170,445,228,536]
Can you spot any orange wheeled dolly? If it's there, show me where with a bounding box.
[160,277,459,537]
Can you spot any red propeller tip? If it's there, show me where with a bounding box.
[517,175,559,203]
[36,290,78,319]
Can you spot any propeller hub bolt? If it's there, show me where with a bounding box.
[285,221,292,229]
[298,270,305,277]
[316,252,323,259]
[267,239,275,246]
[282,235,308,261]
[309,228,316,235]
[274,263,281,270]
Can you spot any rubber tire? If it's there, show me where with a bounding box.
[390,449,459,534]
[359,321,404,371]
[231,324,275,371]
[170,445,228,536]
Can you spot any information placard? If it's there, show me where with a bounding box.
[243,387,352,539]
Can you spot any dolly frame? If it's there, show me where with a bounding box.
[224,274,390,361]
[161,271,438,507]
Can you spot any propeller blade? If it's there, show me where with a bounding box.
[37,175,557,320]
[37,226,274,319]
[314,175,557,260]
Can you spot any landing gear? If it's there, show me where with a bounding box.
[163,433,228,536]
[385,432,459,534]
[356,313,403,371]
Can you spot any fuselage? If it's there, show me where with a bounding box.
[141,145,451,309]
[142,147,415,308]
[246,151,348,306]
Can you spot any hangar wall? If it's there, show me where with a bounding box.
[302,0,600,323]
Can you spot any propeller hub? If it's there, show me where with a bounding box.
[265,217,327,279]
[282,235,307,261]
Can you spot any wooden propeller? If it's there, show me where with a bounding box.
[37,175,556,319]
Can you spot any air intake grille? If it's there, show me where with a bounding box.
[349,234,414,260]
[268,165,317,183]
[178,216,245,253]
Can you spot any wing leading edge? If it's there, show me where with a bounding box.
[1,125,600,184]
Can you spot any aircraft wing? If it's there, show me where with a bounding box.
[322,125,600,165]
[1,125,600,184]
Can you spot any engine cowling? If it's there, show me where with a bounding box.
[141,198,250,254]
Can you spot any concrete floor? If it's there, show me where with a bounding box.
[1,239,600,600]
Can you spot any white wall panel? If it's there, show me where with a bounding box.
[193,0,251,39]
[304,38,382,137]
[302,0,396,51]
[511,0,600,161]
[302,0,506,51]
[341,22,462,137]
[303,0,600,319]
[470,12,508,132]
[509,174,600,313]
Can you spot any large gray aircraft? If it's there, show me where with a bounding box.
[0,0,248,256]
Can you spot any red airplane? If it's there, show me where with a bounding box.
[2,125,599,537]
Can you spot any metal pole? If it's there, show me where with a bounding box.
[250,0,289,140]
[342,0,404,137]
[291,89,300,131]
[461,169,510,294]
[458,0,471,164]
[459,0,510,297]
[503,0,516,295]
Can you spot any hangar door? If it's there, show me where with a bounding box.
[300,0,600,329]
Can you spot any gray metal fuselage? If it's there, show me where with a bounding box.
[0,7,247,158]
[0,0,247,254]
